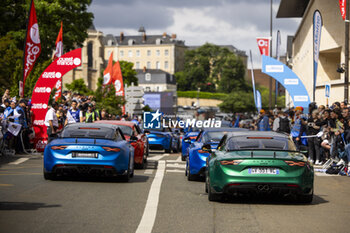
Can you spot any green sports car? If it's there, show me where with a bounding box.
[205,131,314,203]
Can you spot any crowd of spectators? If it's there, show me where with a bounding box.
[0,89,139,154]
[251,101,350,171]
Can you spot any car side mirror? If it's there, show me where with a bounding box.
[130,136,138,142]
[202,144,212,153]
[183,137,191,143]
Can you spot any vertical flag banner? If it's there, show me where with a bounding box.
[23,0,41,96]
[275,30,281,104]
[256,90,262,112]
[112,61,124,96]
[313,10,323,102]
[256,37,271,56]
[340,0,346,20]
[53,21,63,60]
[103,52,113,85]
[249,50,257,111]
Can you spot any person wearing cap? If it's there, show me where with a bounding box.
[83,103,100,123]
[257,109,270,131]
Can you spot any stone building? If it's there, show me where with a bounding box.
[278,0,348,105]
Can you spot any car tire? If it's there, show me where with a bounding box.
[205,176,209,193]
[43,170,56,180]
[122,155,133,182]
[208,179,221,202]
[186,159,196,181]
[297,191,313,204]
[165,139,172,154]
[181,155,186,161]
[173,141,179,153]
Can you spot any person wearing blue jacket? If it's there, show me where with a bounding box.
[257,109,270,131]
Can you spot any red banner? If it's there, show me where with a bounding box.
[53,21,63,60]
[103,52,114,85]
[113,61,124,96]
[23,0,41,96]
[340,0,346,20]
[31,48,82,151]
[256,37,270,56]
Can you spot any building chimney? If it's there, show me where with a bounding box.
[162,32,167,38]
[171,34,177,39]
[142,32,146,42]
[120,32,124,42]
[143,66,146,72]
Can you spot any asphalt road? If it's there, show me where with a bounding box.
[1,152,350,233]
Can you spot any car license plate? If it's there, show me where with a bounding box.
[248,167,279,175]
[72,152,97,158]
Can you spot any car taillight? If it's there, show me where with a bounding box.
[51,146,67,150]
[220,160,243,165]
[102,147,120,152]
[198,150,210,154]
[285,161,305,167]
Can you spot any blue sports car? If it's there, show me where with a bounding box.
[181,131,201,161]
[185,127,248,181]
[43,123,135,181]
[146,127,180,153]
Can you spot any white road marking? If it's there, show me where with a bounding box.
[136,160,166,233]
[144,169,154,175]
[165,160,185,164]
[166,169,185,173]
[175,156,182,162]
[166,163,186,169]
[148,155,166,161]
[9,158,29,165]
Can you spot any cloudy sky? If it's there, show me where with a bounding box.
[89,0,301,67]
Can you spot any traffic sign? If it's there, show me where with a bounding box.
[325,83,331,98]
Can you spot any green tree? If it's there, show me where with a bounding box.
[65,79,93,96]
[175,43,247,93]
[0,0,93,97]
[94,77,125,116]
[218,90,255,113]
[119,60,138,86]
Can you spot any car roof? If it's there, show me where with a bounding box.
[95,120,136,127]
[202,127,248,132]
[227,131,290,139]
[65,123,119,130]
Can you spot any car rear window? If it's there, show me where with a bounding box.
[202,131,227,143]
[117,125,133,136]
[226,136,296,151]
[62,126,116,139]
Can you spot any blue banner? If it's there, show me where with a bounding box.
[256,90,262,112]
[262,55,310,108]
[313,10,322,101]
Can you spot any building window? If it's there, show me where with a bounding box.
[156,50,160,56]
[87,42,93,68]
[164,61,169,69]
[156,61,160,69]
[128,50,132,57]
[147,61,151,69]
[165,49,169,56]
[136,62,140,69]
[145,87,150,92]
[145,73,151,81]
[156,38,162,45]
[128,39,134,46]
[147,50,151,56]
[120,50,124,57]
[136,50,140,57]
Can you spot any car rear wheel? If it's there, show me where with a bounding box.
[186,160,196,181]
[297,191,313,204]
[181,155,186,161]
[43,170,56,180]
[208,179,221,202]
[165,139,172,153]
[121,155,134,182]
